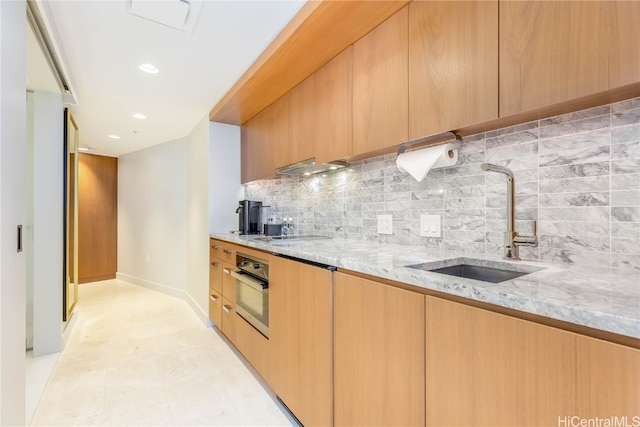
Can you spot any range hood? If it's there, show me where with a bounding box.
[275,158,347,176]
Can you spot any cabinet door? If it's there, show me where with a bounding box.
[240,114,262,184]
[500,1,640,116]
[240,104,281,183]
[270,257,332,427]
[315,47,353,164]
[268,94,291,171]
[334,272,425,427]
[408,1,498,139]
[608,2,640,90]
[425,296,577,427]
[576,334,640,418]
[288,76,316,166]
[209,288,222,328]
[353,6,408,156]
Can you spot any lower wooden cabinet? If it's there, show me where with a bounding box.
[210,239,237,264]
[575,334,640,419]
[234,313,271,385]
[425,296,640,426]
[209,260,222,294]
[220,297,236,343]
[221,263,235,303]
[207,241,639,427]
[270,256,332,427]
[208,288,222,328]
[334,272,426,427]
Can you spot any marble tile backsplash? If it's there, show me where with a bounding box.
[245,97,640,270]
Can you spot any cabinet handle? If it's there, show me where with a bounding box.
[223,249,233,254]
[17,225,23,253]
[210,295,219,302]
[213,245,221,250]
[223,305,232,314]
[211,262,219,267]
[223,268,230,275]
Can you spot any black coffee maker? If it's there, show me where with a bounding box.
[236,200,262,234]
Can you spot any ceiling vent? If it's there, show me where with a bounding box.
[126,0,203,34]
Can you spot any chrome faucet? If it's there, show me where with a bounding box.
[481,163,537,260]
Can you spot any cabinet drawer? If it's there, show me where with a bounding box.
[209,288,222,328]
[221,298,236,344]
[210,239,236,264]
[234,314,271,385]
[209,260,223,294]
[221,263,236,303]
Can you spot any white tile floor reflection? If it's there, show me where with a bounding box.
[31,279,293,426]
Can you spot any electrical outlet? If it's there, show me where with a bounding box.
[420,214,441,238]
[377,214,393,235]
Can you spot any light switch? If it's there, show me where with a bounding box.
[420,214,441,238]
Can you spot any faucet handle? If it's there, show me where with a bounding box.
[514,220,538,247]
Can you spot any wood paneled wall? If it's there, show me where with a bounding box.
[78,153,117,284]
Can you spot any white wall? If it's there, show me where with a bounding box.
[26,92,34,351]
[209,122,242,234]
[118,116,211,320]
[118,139,189,294]
[187,117,210,312]
[32,91,63,357]
[0,1,27,424]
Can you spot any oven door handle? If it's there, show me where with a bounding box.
[230,270,268,292]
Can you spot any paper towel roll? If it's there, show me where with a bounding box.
[396,143,458,182]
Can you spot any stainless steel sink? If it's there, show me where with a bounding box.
[406,258,544,283]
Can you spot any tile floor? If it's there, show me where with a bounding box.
[30,279,294,426]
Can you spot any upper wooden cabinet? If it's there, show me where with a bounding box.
[240,109,268,184]
[500,1,640,116]
[241,0,638,182]
[408,1,498,140]
[241,96,288,183]
[353,6,408,155]
[241,48,352,181]
[265,95,290,174]
[314,47,353,164]
[288,75,316,167]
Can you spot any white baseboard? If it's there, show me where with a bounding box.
[116,272,211,327]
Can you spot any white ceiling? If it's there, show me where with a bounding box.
[37,0,305,157]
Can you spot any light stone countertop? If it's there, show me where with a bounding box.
[210,233,640,339]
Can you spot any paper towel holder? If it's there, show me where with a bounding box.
[396,131,462,156]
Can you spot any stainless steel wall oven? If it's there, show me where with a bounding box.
[231,253,269,338]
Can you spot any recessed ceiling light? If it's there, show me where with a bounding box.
[139,63,159,74]
[329,166,338,170]
[78,147,89,152]
[132,113,147,119]
[108,134,121,139]
[304,172,311,176]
